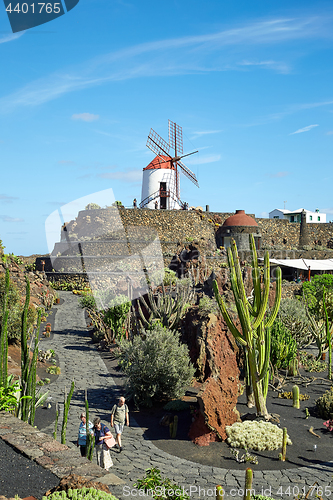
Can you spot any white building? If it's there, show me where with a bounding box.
[269,208,326,223]
[140,155,182,210]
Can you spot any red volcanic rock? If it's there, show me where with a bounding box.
[182,309,241,444]
[188,411,219,446]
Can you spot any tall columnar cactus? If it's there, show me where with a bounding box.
[19,278,43,424]
[85,389,94,461]
[0,268,10,388]
[216,485,224,499]
[169,415,178,438]
[323,289,332,381]
[244,468,253,500]
[292,385,300,409]
[53,402,59,441]
[61,380,75,445]
[213,235,282,418]
[280,427,288,461]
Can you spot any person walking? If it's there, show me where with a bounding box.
[93,417,113,471]
[110,396,129,452]
[77,412,93,457]
[133,198,137,208]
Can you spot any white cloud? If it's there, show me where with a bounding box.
[0,215,24,222]
[186,154,221,165]
[71,113,99,122]
[98,170,142,182]
[238,60,290,74]
[0,16,329,112]
[326,131,333,135]
[289,124,319,135]
[0,32,24,44]
[0,194,18,202]
[190,130,223,140]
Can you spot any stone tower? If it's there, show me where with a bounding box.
[299,209,310,247]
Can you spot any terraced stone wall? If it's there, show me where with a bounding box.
[256,218,333,249]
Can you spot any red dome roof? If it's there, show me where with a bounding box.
[143,155,175,171]
[223,210,258,227]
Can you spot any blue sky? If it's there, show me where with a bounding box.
[1,0,333,255]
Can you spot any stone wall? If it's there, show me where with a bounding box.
[256,218,333,250]
[51,208,333,270]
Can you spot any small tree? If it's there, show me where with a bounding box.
[103,295,131,341]
[116,324,195,407]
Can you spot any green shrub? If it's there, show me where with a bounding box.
[278,298,311,348]
[135,468,190,500]
[198,295,219,316]
[316,386,333,419]
[163,399,190,411]
[43,488,118,500]
[299,351,326,372]
[0,274,36,342]
[79,292,97,310]
[103,295,131,341]
[302,274,333,320]
[270,319,297,371]
[116,324,195,407]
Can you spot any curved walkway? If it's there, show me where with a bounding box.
[40,292,333,499]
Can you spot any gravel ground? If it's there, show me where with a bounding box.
[0,437,59,499]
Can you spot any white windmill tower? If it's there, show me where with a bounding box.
[140,120,199,209]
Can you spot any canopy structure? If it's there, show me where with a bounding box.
[264,258,333,271]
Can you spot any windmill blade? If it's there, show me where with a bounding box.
[168,120,183,155]
[147,128,171,158]
[178,160,199,187]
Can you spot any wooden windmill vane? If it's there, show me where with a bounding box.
[140,120,199,209]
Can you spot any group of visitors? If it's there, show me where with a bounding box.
[77,396,129,471]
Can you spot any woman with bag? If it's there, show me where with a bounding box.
[93,417,114,471]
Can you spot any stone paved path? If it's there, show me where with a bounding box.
[40,292,333,499]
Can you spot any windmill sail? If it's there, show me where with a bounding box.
[178,160,199,187]
[168,120,183,155]
[147,128,171,158]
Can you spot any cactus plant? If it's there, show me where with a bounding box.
[280,427,287,461]
[137,281,194,331]
[316,386,333,419]
[323,289,332,380]
[244,468,253,500]
[18,279,44,424]
[53,402,59,440]
[169,415,178,438]
[213,235,282,418]
[61,380,75,444]
[85,389,95,461]
[42,488,118,500]
[216,485,224,498]
[0,269,10,388]
[292,385,300,409]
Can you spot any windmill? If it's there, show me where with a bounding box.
[140,120,199,209]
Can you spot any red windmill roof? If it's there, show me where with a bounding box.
[143,155,176,171]
[223,210,258,227]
